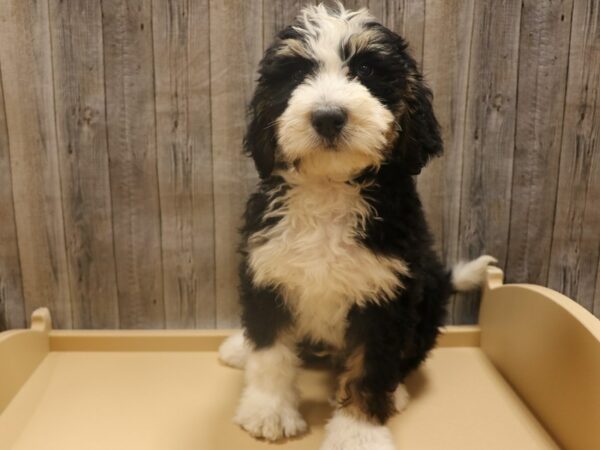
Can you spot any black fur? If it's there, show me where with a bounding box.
[239,14,451,425]
[347,24,442,175]
[393,80,443,175]
[343,166,452,422]
[239,177,292,348]
[245,27,317,178]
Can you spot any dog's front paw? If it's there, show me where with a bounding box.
[234,388,307,441]
[320,411,395,450]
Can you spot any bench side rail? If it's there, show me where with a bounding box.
[0,308,50,413]
[480,268,600,450]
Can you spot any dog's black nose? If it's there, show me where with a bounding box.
[311,106,347,141]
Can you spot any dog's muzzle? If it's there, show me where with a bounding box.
[311,106,347,143]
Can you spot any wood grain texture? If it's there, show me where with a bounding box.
[152,0,215,328]
[455,0,522,323]
[210,0,262,327]
[548,0,600,313]
[418,0,475,324]
[368,0,426,65]
[419,0,474,263]
[0,1,599,329]
[49,0,119,329]
[335,0,369,12]
[0,0,72,328]
[506,0,573,288]
[0,60,25,331]
[263,0,314,46]
[101,0,164,329]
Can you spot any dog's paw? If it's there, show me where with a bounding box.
[234,388,307,441]
[394,383,410,413]
[218,330,251,369]
[320,411,395,450]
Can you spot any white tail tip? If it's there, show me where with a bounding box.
[218,330,251,369]
[451,255,498,292]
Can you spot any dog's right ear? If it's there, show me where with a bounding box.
[245,92,277,179]
[245,26,307,179]
[246,26,309,179]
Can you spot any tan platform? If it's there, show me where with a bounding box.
[1,268,599,450]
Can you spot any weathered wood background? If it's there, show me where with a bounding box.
[0,0,598,330]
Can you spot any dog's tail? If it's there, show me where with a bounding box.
[451,255,497,292]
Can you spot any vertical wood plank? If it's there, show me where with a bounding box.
[419,0,474,263]
[0,0,72,328]
[549,0,600,314]
[49,0,119,329]
[0,61,25,331]
[101,0,164,329]
[367,0,385,19]
[368,0,426,66]
[263,0,314,45]
[418,0,475,324]
[210,0,262,327]
[456,0,522,323]
[0,1,596,330]
[152,0,215,328]
[334,0,369,12]
[505,0,573,288]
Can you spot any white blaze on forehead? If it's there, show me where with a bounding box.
[292,3,375,68]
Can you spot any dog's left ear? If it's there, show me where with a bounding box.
[245,93,277,179]
[392,76,443,175]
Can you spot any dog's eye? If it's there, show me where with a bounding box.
[292,69,306,82]
[356,64,374,78]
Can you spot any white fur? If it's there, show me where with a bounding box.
[248,175,409,348]
[254,5,406,348]
[394,383,410,412]
[218,330,251,369]
[451,255,497,292]
[276,4,395,181]
[234,342,307,441]
[277,72,395,180]
[321,410,396,450]
[294,3,375,65]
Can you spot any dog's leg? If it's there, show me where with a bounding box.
[234,265,303,440]
[234,338,307,441]
[321,345,397,450]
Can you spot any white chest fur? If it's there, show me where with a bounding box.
[248,176,408,348]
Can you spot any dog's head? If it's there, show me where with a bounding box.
[246,3,442,180]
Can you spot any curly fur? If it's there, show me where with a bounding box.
[226,3,495,447]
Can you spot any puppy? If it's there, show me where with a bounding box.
[219,4,495,449]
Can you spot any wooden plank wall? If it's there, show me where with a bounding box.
[0,0,598,330]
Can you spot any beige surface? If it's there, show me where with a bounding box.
[0,348,557,450]
[481,267,600,450]
[0,309,50,412]
[2,268,600,449]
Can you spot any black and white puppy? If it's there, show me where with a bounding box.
[219,4,495,449]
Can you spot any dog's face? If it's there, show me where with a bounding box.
[246,4,442,180]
